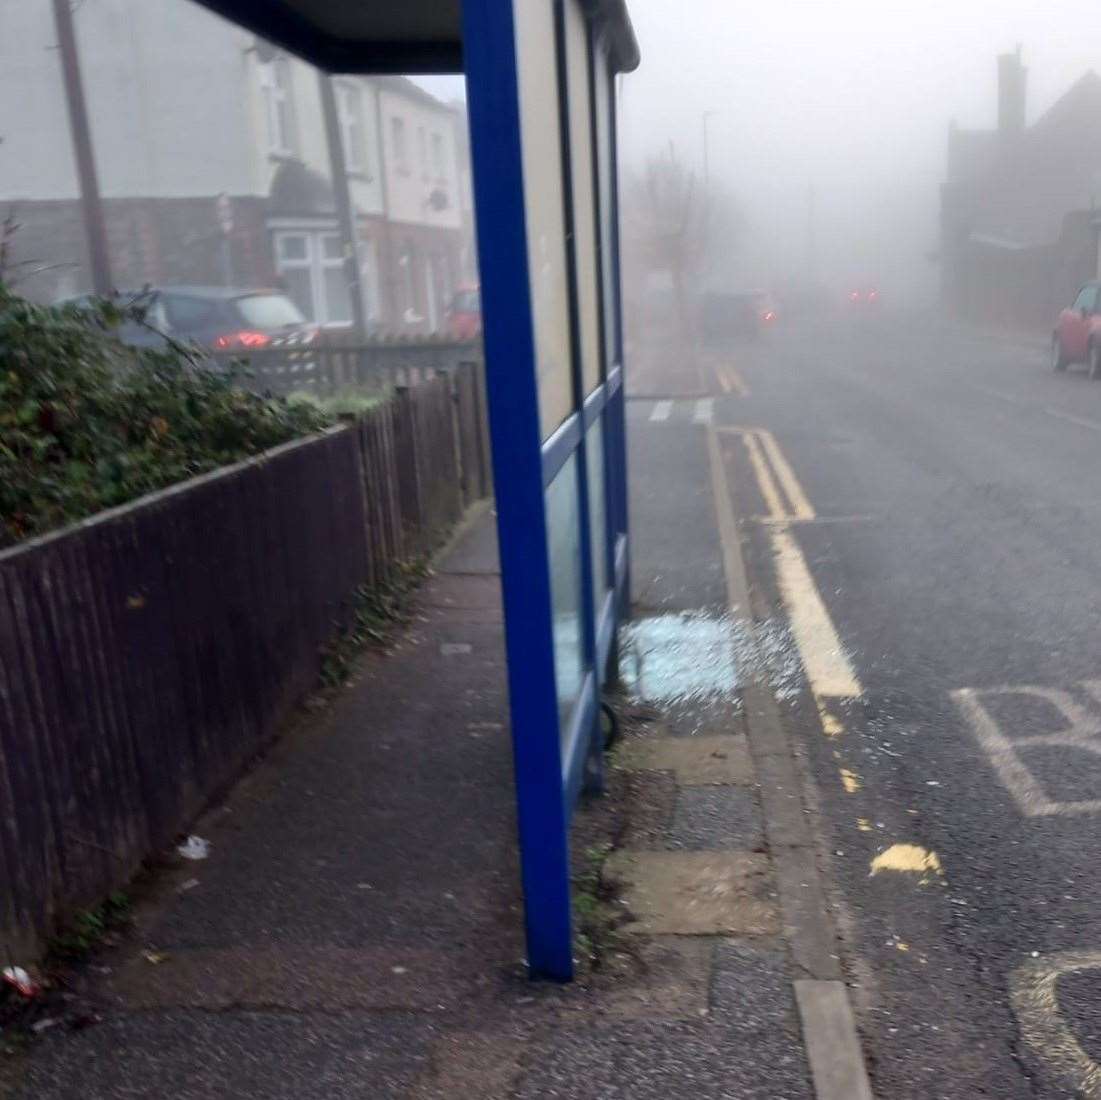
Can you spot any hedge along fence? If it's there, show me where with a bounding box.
[0,363,491,959]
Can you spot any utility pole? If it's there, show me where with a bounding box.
[318,72,368,338]
[806,183,816,280]
[52,0,112,296]
[701,111,717,187]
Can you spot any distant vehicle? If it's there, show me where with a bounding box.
[701,290,777,343]
[1052,281,1101,378]
[60,286,319,352]
[447,285,481,341]
[846,288,880,308]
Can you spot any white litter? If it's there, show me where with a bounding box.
[177,835,210,861]
[2,966,38,997]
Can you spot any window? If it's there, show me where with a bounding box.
[391,116,408,172]
[259,56,296,156]
[398,244,421,324]
[1073,285,1098,313]
[273,230,352,327]
[338,82,368,175]
[430,132,445,179]
[163,294,223,331]
[233,294,305,328]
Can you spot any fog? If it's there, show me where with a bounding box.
[619,0,1101,304]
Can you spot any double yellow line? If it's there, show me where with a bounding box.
[709,425,862,705]
[715,364,750,397]
[720,427,814,522]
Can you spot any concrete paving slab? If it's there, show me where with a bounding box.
[606,850,779,935]
[710,939,801,1036]
[407,1032,526,1100]
[615,734,754,785]
[669,785,764,850]
[512,1018,813,1100]
[587,936,713,1019]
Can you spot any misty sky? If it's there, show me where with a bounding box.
[620,0,1100,295]
[421,0,1100,298]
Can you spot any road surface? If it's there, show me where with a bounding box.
[629,312,1101,1099]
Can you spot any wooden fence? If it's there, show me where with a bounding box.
[214,338,482,398]
[0,364,490,958]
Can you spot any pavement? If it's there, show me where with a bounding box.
[0,463,853,1098]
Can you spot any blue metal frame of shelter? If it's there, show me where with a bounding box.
[462,0,632,980]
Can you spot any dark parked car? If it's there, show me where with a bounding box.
[60,286,319,352]
[701,290,777,343]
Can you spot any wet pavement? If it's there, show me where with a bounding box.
[628,312,1101,1098]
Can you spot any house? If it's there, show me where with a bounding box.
[0,0,472,334]
[940,50,1101,326]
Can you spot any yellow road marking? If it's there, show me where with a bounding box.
[869,843,943,879]
[756,429,815,520]
[743,431,789,520]
[727,366,749,396]
[840,769,862,793]
[709,424,861,719]
[816,697,845,738]
[713,364,749,397]
[773,524,862,698]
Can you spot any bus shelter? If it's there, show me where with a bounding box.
[199,0,639,980]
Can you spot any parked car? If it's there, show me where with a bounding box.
[1052,281,1101,377]
[60,286,320,352]
[701,289,777,343]
[447,285,481,341]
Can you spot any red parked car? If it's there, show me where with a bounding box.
[1052,281,1101,377]
[447,285,482,341]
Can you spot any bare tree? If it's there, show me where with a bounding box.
[622,146,742,348]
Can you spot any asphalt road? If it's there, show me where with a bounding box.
[629,312,1101,1098]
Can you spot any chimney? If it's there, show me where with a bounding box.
[998,46,1027,138]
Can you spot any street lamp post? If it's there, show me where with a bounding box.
[701,110,717,186]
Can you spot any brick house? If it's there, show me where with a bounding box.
[940,51,1101,327]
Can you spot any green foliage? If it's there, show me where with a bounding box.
[0,287,331,549]
[48,891,131,961]
[572,843,621,969]
[288,388,385,418]
[320,560,432,688]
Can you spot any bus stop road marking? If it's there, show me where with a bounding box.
[693,398,714,424]
[649,400,673,422]
[1010,950,1101,1098]
[952,684,1101,817]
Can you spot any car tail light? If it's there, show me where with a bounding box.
[763,310,776,322]
[868,290,878,301]
[849,291,860,301]
[213,330,271,350]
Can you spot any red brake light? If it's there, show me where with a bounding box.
[213,330,271,349]
[763,310,776,321]
[849,291,860,301]
[869,290,878,300]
